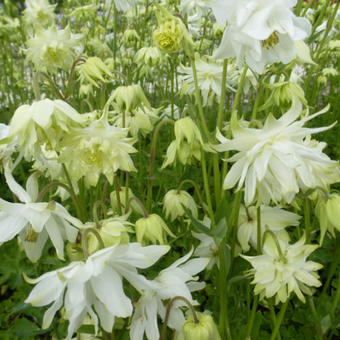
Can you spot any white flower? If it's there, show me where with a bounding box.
[238,205,301,252]
[7,99,86,161]
[130,249,208,340]
[163,190,198,222]
[26,26,82,73]
[179,57,230,106]
[106,0,139,12]
[0,167,81,262]
[242,235,322,304]
[212,0,312,74]
[59,115,137,187]
[25,243,170,339]
[23,0,56,27]
[215,100,340,205]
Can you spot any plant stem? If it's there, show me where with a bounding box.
[245,295,259,339]
[270,300,289,340]
[113,175,123,215]
[257,206,262,254]
[81,227,105,259]
[308,297,323,340]
[217,59,228,130]
[304,198,311,243]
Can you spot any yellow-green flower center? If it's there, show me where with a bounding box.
[261,32,279,49]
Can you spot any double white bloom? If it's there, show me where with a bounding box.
[215,100,340,205]
[211,0,312,73]
[0,167,81,262]
[25,243,170,339]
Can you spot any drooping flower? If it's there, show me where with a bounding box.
[23,0,56,28]
[163,189,198,221]
[215,100,340,205]
[238,205,301,252]
[211,0,312,74]
[59,114,137,187]
[26,26,83,73]
[0,167,81,262]
[242,235,322,304]
[25,243,170,339]
[130,249,209,340]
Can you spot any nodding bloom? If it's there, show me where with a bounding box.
[215,100,340,205]
[211,0,312,74]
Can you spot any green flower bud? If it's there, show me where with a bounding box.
[163,190,197,221]
[110,84,151,113]
[153,4,193,54]
[66,242,84,262]
[181,313,221,340]
[135,214,175,245]
[122,29,140,46]
[110,187,144,215]
[77,57,112,88]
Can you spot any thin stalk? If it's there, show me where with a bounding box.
[160,296,199,340]
[81,228,105,259]
[146,119,174,211]
[189,55,210,139]
[308,297,323,340]
[217,59,228,130]
[245,295,259,339]
[257,206,262,254]
[64,58,86,100]
[201,151,215,228]
[113,175,123,215]
[330,274,340,322]
[304,198,311,243]
[269,303,281,340]
[270,300,289,340]
[62,164,85,222]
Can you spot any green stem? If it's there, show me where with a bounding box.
[93,200,107,227]
[330,274,340,322]
[201,151,215,228]
[308,297,323,340]
[81,228,105,259]
[270,300,289,340]
[64,57,86,100]
[257,206,262,254]
[113,175,123,215]
[304,198,311,243]
[250,76,264,122]
[217,59,228,130]
[62,164,85,222]
[146,119,174,211]
[160,296,199,340]
[190,55,210,139]
[269,302,281,340]
[245,295,259,339]
[262,230,284,258]
[33,72,41,100]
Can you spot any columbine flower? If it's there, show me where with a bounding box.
[59,114,137,187]
[134,47,164,76]
[130,249,208,340]
[242,235,322,304]
[25,243,170,339]
[0,167,81,262]
[238,205,301,252]
[162,117,212,168]
[23,0,56,28]
[77,57,112,88]
[110,187,144,215]
[215,100,340,205]
[26,26,82,73]
[179,56,230,106]
[106,0,139,12]
[163,189,198,221]
[6,99,87,161]
[212,0,312,74]
[135,214,175,245]
[315,193,340,244]
[153,4,193,54]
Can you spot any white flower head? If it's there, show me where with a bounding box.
[59,116,137,187]
[242,235,322,304]
[23,0,56,28]
[130,249,209,340]
[215,100,340,205]
[26,26,83,73]
[238,205,301,252]
[25,243,170,339]
[211,0,312,74]
[0,167,81,262]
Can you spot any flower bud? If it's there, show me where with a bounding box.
[122,29,140,46]
[153,4,193,54]
[163,189,197,221]
[110,187,144,215]
[181,313,221,340]
[77,57,112,88]
[110,84,151,113]
[316,193,340,244]
[135,214,175,245]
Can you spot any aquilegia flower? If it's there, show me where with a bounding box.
[25,243,170,339]
[238,205,301,252]
[212,0,312,74]
[215,100,340,205]
[0,166,81,262]
[130,249,209,340]
[242,235,322,304]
